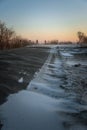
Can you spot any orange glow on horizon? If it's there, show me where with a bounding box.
[19,31,78,43]
[16,21,87,43]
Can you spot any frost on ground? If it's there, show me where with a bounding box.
[0,46,87,130]
[61,47,87,104]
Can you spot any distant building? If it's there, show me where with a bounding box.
[36,40,38,44]
[44,40,46,44]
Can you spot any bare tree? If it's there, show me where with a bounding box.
[0,20,33,49]
[77,31,87,44]
[0,21,6,49]
[0,21,15,49]
[77,32,85,43]
[84,36,87,43]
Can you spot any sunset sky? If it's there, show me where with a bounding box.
[0,0,87,42]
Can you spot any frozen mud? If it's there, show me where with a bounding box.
[0,45,87,130]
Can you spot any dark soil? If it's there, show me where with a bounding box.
[0,46,50,104]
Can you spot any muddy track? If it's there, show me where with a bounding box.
[0,47,50,104]
[0,46,87,130]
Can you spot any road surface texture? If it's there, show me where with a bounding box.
[0,45,87,130]
[0,46,50,104]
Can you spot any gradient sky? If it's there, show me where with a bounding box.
[0,0,87,42]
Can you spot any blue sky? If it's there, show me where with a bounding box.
[0,0,87,42]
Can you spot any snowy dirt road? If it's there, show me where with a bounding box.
[27,46,67,99]
[0,46,87,130]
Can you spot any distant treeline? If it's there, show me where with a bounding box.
[0,20,33,50]
[44,40,73,45]
[44,32,87,45]
[0,20,87,50]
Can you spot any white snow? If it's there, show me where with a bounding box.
[1,46,87,130]
[18,77,23,83]
[60,52,73,57]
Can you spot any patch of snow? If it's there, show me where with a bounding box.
[60,52,73,57]
[18,77,23,83]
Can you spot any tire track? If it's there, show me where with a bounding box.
[27,46,67,99]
